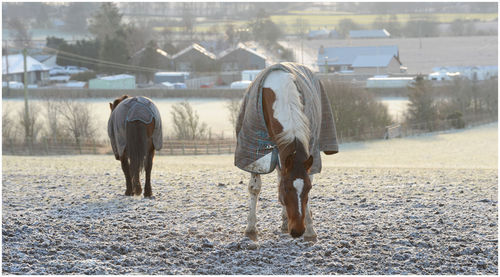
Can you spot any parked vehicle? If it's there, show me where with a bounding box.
[49,66,67,76]
[230,80,252,89]
[2,81,24,89]
[154,72,190,84]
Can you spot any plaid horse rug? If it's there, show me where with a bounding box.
[108,96,163,160]
[234,62,338,175]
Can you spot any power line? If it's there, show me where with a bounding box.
[43,46,166,73]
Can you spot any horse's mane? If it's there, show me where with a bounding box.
[265,71,311,156]
[111,95,130,110]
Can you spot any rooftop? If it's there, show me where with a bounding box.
[352,55,399,68]
[318,45,399,66]
[2,54,51,74]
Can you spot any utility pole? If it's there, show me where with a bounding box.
[5,43,9,95]
[23,48,32,154]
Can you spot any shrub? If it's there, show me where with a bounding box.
[171,101,210,140]
[405,75,437,131]
[322,79,393,141]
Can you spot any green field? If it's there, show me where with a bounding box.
[271,12,498,33]
[167,12,498,34]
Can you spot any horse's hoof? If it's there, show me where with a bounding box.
[125,190,133,196]
[245,230,258,241]
[134,187,142,196]
[303,235,318,242]
[144,193,153,198]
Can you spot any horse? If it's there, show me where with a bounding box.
[234,63,338,240]
[108,95,163,197]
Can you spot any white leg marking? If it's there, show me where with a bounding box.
[246,173,261,234]
[293,178,304,216]
[281,205,288,232]
[304,174,317,239]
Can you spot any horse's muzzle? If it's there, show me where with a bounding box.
[290,228,305,238]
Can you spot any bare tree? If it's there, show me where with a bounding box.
[171,101,209,140]
[226,97,242,137]
[59,100,96,153]
[2,109,16,142]
[7,17,32,48]
[42,98,65,144]
[17,103,41,150]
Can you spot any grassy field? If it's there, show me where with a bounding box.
[271,13,498,33]
[281,35,498,74]
[150,12,498,34]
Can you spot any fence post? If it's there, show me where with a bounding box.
[206,143,209,155]
[194,141,197,155]
[170,143,173,155]
[93,139,97,154]
[182,143,185,155]
[217,142,220,154]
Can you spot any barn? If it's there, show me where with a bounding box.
[88,74,136,89]
[130,46,172,83]
[352,55,402,75]
[317,45,400,73]
[171,43,216,72]
[217,43,266,71]
[2,54,50,86]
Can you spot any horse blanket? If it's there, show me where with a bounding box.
[234,62,338,175]
[108,96,163,160]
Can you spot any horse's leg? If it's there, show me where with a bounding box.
[245,173,261,239]
[304,174,317,240]
[281,206,288,232]
[277,168,288,232]
[120,151,133,196]
[144,146,154,197]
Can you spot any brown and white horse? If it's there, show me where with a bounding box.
[245,70,318,240]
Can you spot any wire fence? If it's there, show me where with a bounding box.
[2,113,497,156]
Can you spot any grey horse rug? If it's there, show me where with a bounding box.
[234,62,338,175]
[108,96,163,160]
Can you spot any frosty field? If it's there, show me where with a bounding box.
[2,123,498,274]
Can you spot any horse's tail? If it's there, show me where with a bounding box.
[126,121,148,182]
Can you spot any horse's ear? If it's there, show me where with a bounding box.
[109,102,113,111]
[304,155,313,173]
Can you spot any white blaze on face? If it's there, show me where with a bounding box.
[293,178,304,216]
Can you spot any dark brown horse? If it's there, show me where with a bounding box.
[108,95,162,197]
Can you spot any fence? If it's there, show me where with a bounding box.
[2,137,237,156]
[2,114,497,156]
[333,112,497,144]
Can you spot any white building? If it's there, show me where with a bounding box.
[2,54,50,86]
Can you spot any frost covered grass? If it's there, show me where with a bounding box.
[2,123,497,274]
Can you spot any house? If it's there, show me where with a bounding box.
[351,55,402,75]
[88,74,136,89]
[171,43,216,72]
[32,54,58,68]
[307,29,339,39]
[217,43,266,71]
[307,29,330,40]
[130,46,172,83]
[349,29,391,39]
[317,45,400,73]
[2,54,50,86]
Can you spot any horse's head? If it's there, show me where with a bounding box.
[109,95,130,111]
[278,140,313,238]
